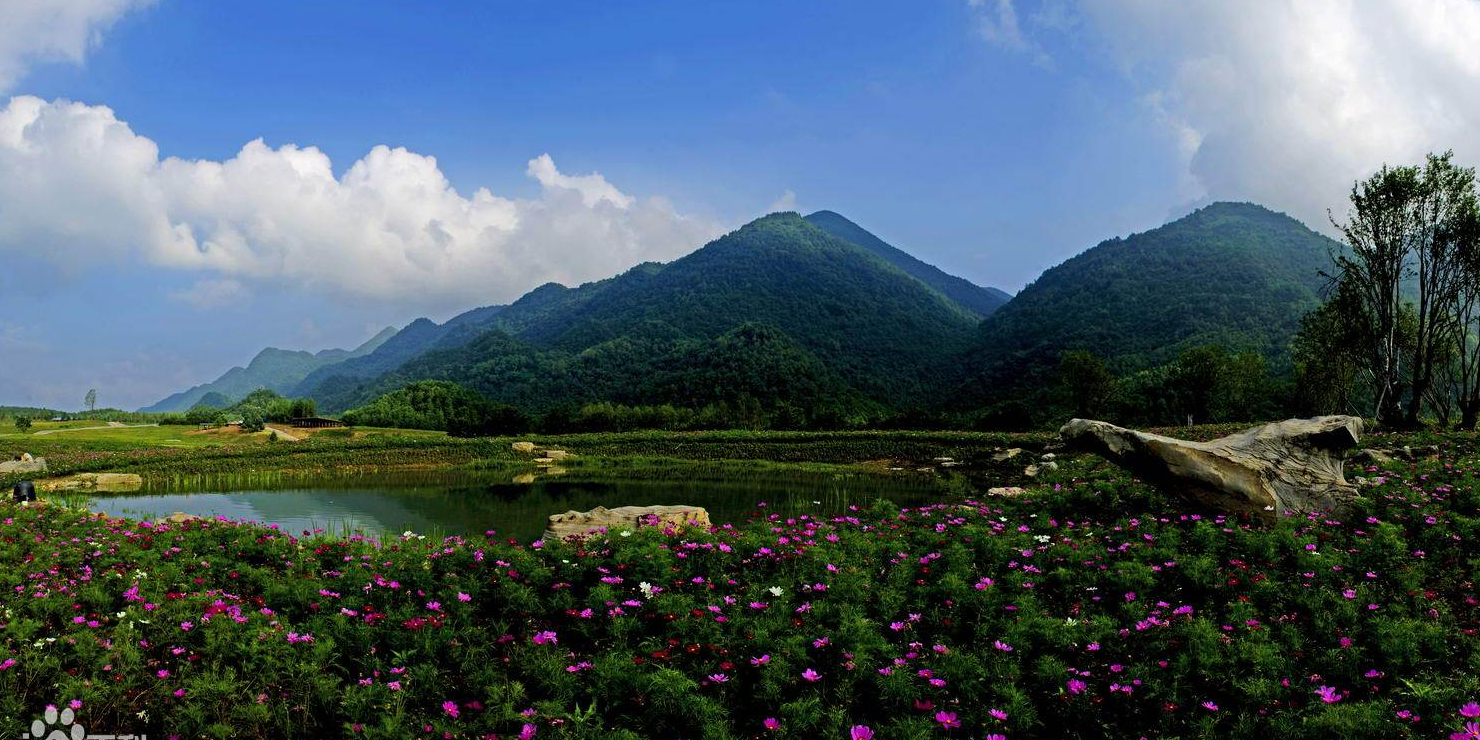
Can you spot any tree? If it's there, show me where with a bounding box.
[1291,282,1367,416]
[1330,151,1480,427]
[84,389,97,413]
[14,416,31,431]
[1169,345,1227,425]
[1057,350,1115,419]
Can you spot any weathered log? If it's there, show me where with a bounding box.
[1060,416,1363,519]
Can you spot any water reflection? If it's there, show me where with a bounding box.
[83,468,951,541]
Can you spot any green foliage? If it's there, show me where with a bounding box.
[343,380,529,437]
[1057,350,1115,418]
[12,416,31,431]
[3,431,1479,738]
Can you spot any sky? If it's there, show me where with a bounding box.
[1,0,1478,411]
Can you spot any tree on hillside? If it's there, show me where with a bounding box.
[1057,350,1115,419]
[1291,282,1367,416]
[14,416,31,431]
[84,389,97,413]
[1448,193,1480,427]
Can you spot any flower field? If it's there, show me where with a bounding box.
[2,436,1479,739]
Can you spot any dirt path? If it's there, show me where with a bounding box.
[34,423,159,436]
[264,425,303,442]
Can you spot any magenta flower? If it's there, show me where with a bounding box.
[750,654,771,666]
[993,640,1014,652]
[763,717,780,731]
[520,723,537,740]
[935,711,960,729]
[1463,703,1480,719]
[708,673,729,683]
[1451,722,1480,740]
[802,668,821,682]
[1315,685,1342,704]
[442,701,459,718]
[989,708,1008,720]
[848,726,874,740]
[1202,701,1218,711]
[457,592,471,602]
[532,630,558,645]
[1067,679,1087,695]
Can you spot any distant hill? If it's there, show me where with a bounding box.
[955,201,1338,408]
[804,210,1010,317]
[320,212,983,418]
[140,326,397,412]
[291,305,506,400]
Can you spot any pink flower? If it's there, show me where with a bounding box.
[1451,722,1480,740]
[156,669,170,678]
[532,631,558,645]
[708,673,729,683]
[934,711,960,729]
[68,700,82,710]
[520,723,537,740]
[0,659,16,671]
[442,701,459,718]
[802,668,821,682]
[989,708,1007,720]
[179,621,193,631]
[1202,701,1218,711]
[1067,679,1087,695]
[993,640,1014,652]
[848,726,874,740]
[426,601,441,612]
[1315,685,1342,704]
[1463,703,1480,719]
[750,654,771,666]
[763,717,780,731]
[986,735,1007,740]
[457,592,471,602]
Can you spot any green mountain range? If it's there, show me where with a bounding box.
[143,203,1340,428]
[301,212,987,418]
[953,201,1338,408]
[140,327,397,412]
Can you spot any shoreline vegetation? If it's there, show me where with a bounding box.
[0,419,1476,738]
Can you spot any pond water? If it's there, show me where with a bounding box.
[81,467,954,542]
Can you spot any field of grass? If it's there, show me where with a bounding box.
[0,424,1477,738]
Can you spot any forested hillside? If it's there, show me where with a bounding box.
[954,202,1337,413]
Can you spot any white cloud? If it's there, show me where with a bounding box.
[968,0,1054,68]
[0,0,156,91]
[170,278,246,310]
[0,96,725,311]
[768,190,798,213]
[1069,0,1480,229]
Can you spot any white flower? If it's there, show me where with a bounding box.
[639,581,655,599]
[619,530,633,537]
[768,586,784,597]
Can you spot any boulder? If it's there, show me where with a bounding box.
[38,473,143,493]
[1060,416,1363,519]
[543,505,710,542]
[160,512,198,524]
[511,441,537,454]
[541,449,572,461]
[0,457,47,474]
[992,448,1023,462]
[988,486,1026,496]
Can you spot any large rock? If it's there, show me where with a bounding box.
[511,441,537,454]
[1060,416,1363,519]
[38,473,144,493]
[543,505,710,542]
[0,456,47,474]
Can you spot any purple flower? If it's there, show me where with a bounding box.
[1463,703,1480,719]
[802,668,821,682]
[935,711,960,729]
[442,701,459,718]
[1315,685,1342,704]
[532,630,558,645]
[848,726,874,740]
[1067,679,1087,695]
[763,717,780,731]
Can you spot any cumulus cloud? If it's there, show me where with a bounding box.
[0,96,725,311]
[999,0,1480,229]
[968,0,1054,68]
[768,190,798,213]
[0,0,156,91]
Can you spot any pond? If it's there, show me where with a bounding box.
[79,466,955,541]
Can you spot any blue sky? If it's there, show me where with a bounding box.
[1,0,1477,410]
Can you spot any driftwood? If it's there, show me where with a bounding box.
[1060,416,1363,520]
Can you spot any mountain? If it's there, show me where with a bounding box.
[290,305,506,400]
[140,326,397,412]
[318,212,983,417]
[804,210,1010,316]
[955,201,1339,409]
